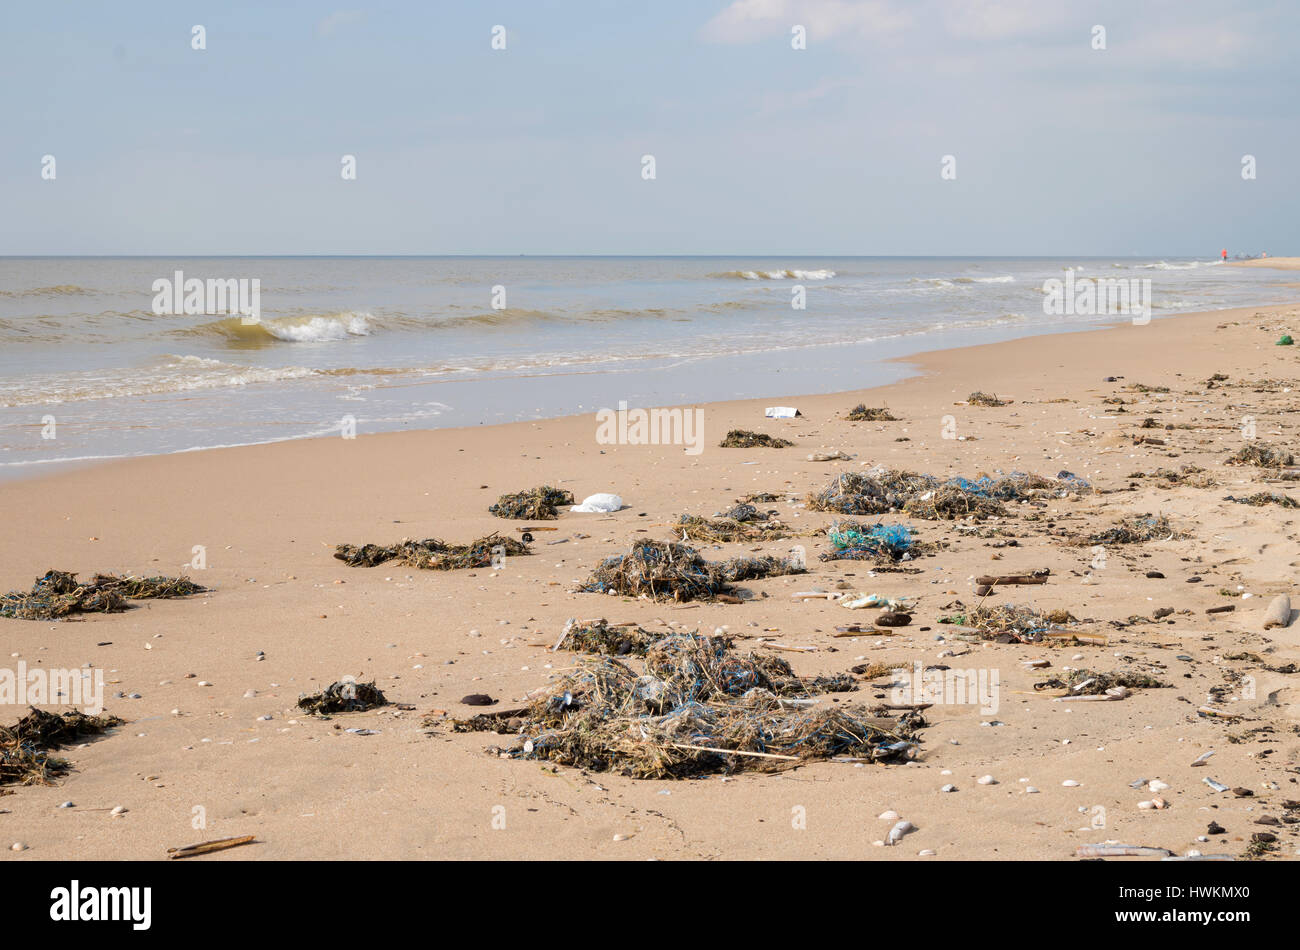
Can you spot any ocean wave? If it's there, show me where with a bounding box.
[711,269,836,280]
[177,311,372,344]
[0,355,325,408]
[0,284,98,299]
[1138,260,1222,270]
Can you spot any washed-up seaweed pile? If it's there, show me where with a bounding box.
[449,632,914,779]
[1034,668,1170,694]
[846,404,898,421]
[1225,492,1300,509]
[1138,465,1217,489]
[297,680,388,715]
[579,541,804,602]
[1088,514,1181,545]
[0,570,207,622]
[720,429,793,448]
[334,533,530,570]
[488,485,574,520]
[941,603,1077,642]
[1124,383,1170,394]
[967,391,1008,406]
[806,469,1087,520]
[554,619,674,657]
[820,521,914,563]
[0,708,122,786]
[673,513,793,542]
[1226,444,1295,468]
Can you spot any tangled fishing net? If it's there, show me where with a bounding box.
[448,632,918,778]
[488,486,574,520]
[806,468,1087,520]
[0,571,207,622]
[578,540,803,602]
[673,513,794,542]
[820,521,914,562]
[334,533,530,570]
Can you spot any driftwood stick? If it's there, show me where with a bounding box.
[167,834,256,860]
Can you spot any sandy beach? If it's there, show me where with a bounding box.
[3,300,1299,861]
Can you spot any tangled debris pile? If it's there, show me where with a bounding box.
[1226,444,1295,469]
[941,603,1077,642]
[673,513,793,542]
[967,391,1008,406]
[297,680,388,715]
[0,571,207,622]
[1035,668,1170,694]
[821,521,914,563]
[554,619,671,657]
[489,485,574,520]
[1088,514,1180,545]
[334,533,530,570]
[846,404,898,421]
[806,469,1087,520]
[1138,465,1217,489]
[578,540,804,602]
[448,632,916,778]
[0,708,123,786]
[720,429,793,449]
[1225,492,1300,509]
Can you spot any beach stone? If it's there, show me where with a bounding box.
[10,842,27,852]
[110,805,127,816]
[977,775,997,785]
[1025,787,1039,794]
[941,784,957,793]
[1062,780,1081,787]
[57,801,74,809]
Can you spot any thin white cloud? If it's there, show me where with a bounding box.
[316,10,365,37]
[701,0,913,45]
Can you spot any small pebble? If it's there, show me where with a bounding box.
[110,805,127,816]
[1062,780,1081,787]
[977,775,997,785]
[10,842,27,852]
[941,784,957,793]
[57,801,74,809]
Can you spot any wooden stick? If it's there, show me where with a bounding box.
[515,526,559,532]
[167,834,256,860]
[975,574,1048,586]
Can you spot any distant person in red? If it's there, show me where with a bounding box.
[1221,248,1228,261]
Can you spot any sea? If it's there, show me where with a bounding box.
[0,256,1293,477]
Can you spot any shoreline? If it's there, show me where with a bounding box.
[6,297,1295,486]
[3,298,1300,861]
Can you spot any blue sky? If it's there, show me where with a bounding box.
[2,1,1296,255]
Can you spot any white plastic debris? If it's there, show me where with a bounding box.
[765,407,800,419]
[570,493,623,513]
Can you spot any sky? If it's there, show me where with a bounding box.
[1,0,1296,256]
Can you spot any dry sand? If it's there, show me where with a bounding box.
[4,302,1300,861]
